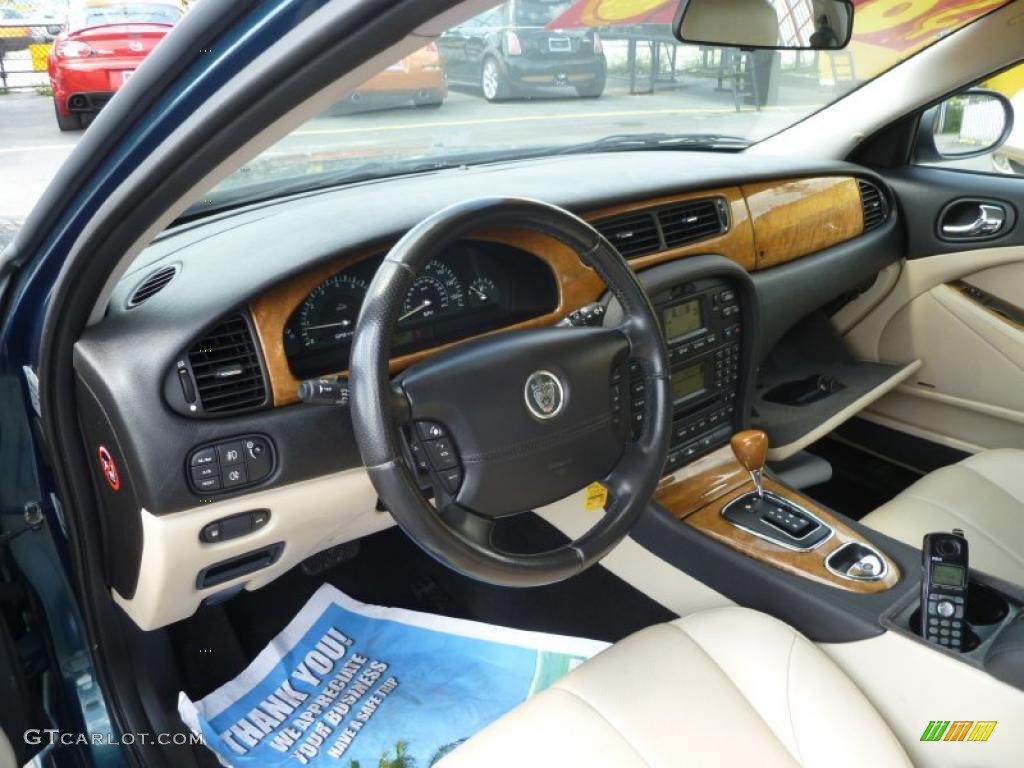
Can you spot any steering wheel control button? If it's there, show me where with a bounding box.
[524,369,565,420]
[424,438,458,470]
[439,467,463,494]
[416,421,448,441]
[187,435,275,495]
[218,442,244,466]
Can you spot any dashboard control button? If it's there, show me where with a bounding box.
[191,447,218,467]
[223,464,249,488]
[220,513,253,539]
[243,437,273,481]
[424,438,458,470]
[200,522,223,543]
[191,465,218,483]
[195,475,222,492]
[218,442,244,467]
[252,509,271,529]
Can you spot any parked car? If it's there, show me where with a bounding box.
[437,0,606,101]
[46,0,184,131]
[328,42,447,114]
[993,90,1024,174]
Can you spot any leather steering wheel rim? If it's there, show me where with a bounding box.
[350,197,671,587]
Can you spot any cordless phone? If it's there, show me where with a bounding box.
[921,529,969,650]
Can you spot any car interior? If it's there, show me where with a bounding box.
[15,0,1024,765]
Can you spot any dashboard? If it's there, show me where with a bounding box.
[281,240,558,379]
[79,150,901,629]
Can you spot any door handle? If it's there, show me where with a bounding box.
[941,204,1006,238]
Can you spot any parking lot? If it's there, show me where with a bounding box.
[0,73,822,248]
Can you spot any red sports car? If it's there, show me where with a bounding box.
[47,0,184,131]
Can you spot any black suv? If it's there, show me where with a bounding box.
[438,0,607,101]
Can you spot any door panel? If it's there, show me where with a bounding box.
[843,162,1024,449]
[845,248,1024,449]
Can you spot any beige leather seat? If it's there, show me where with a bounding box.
[440,606,910,768]
[862,449,1024,584]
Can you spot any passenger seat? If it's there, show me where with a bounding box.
[861,449,1024,583]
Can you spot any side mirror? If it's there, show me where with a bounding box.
[917,89,1014,162]
[674,0,853,50]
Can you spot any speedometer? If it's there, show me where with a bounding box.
[296,274,369,350]
[400,260,465,325]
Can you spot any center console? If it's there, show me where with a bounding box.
[629,276,746,473]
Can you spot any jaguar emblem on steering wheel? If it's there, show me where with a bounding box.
[525,370,565,420]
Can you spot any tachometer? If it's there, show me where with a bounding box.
[401,260,464,324]
[296,274,369,350]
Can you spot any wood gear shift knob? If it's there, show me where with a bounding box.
[731,430,769,474]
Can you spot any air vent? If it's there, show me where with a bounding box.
[188,315,267,415]
[658,199,728,249]
[127,265,177,307]
[858,180,889,232]
[594,211,661,259]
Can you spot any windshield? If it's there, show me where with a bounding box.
[72,2,182,27]
[191,0,1008,216]
[514,0,576,26]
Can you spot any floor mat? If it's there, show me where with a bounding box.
[180,583,609,767]
[172,514,675,701]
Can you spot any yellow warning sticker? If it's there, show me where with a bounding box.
[584,482,608,511]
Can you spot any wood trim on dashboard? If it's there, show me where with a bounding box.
[743,176,864,270]
[657,445,900,594]
[249,230,606,406]
[250,177,866,408]
[585,186,757,272]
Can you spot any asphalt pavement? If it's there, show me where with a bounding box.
[0,76,826,249]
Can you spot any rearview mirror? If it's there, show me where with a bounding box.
[674,0,854,51]
[917,89,1014,162]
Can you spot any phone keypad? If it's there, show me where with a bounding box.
[926,594,965,648]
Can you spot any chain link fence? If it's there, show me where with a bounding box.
[0,1,65,92]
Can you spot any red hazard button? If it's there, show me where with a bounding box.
[97,445,120,491]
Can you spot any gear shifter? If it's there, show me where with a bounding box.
[731,429,768,498]
[722,429,833,549]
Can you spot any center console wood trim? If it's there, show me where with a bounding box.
[657,446,900,594]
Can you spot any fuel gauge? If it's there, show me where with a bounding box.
[468,277,498,307]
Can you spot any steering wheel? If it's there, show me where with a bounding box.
[350,198,671,586]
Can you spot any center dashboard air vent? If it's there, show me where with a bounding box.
[185,315,268,416]
[127,264,178,308]
[858,180,890,232]
[593,196,729,260]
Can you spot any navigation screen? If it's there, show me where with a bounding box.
[672,363,706,401]
[931,563,966,588]
[663,300,701,340]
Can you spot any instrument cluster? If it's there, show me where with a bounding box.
[283,240,559,378]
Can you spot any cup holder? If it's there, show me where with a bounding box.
[966,582,1010,626]
[909,608,981,653]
